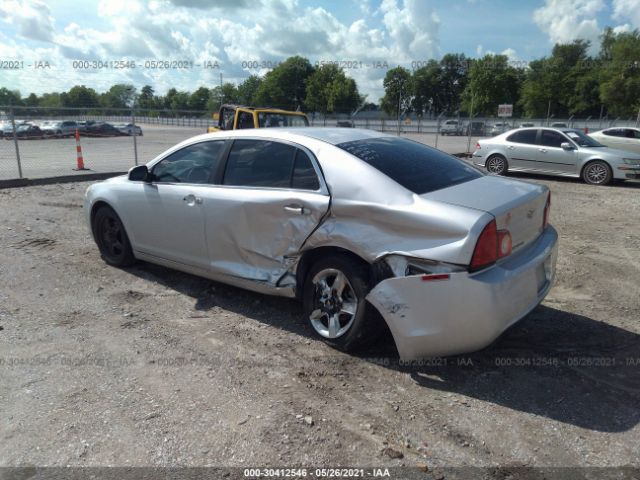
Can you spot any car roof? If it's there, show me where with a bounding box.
[197,127,392,146]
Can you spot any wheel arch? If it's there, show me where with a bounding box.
[580,158,612,178]
[295,246,371,299]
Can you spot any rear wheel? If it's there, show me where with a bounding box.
[92,206,135,267]
[486,154,508,175]
[582,160,612,185]
[303,255,374,351]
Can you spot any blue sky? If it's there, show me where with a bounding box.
[0,0,638,102]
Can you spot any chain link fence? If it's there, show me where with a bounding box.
[2,105,639,182]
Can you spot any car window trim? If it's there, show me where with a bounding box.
[218,137,329,195]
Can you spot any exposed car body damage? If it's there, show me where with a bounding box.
[85,128,558,359]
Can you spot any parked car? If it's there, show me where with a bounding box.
[439,119,463,135]
[336,120,355,128]
[473,127,640,185]
[14,124,45,139]
[489,122,511,136]
[85,128,557,360]
[41,120,78,138]
[519,122,535,128]
[465,121,486,136]
[550,122,568,128]
[0,121,27,138]
[77,120,97,133]
[83,122,123,137]
[114,123,143,136]
[588,127,640,155]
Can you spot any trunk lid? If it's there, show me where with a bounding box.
[422,175,549,254]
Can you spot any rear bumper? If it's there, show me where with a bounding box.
[366,226,558,360]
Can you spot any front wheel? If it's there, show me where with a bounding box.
[582,161,612,185]
[92,206,135,267]
[486,154,508,175]
[303,255,374,351]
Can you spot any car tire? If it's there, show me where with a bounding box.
[303,255,377,352]
[92,205,135,267]
[582,160,612,185]
[486,154,508,175]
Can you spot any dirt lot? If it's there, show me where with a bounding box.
[1,174,639,476]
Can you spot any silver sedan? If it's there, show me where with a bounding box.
[473,127,640,185]
[85,128,557,360]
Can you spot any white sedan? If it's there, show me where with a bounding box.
[85,128,557,360]
[589,127,640,154]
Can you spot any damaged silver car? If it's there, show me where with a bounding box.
[85,128,558,360]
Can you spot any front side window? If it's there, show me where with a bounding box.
[337,137,482,195]
[152,141,225,184]
[603,129,622,137]
[506,129,538,145]
[540,130,567,148]
[237,112,254,129]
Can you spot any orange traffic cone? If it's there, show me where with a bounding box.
[73,129,89,171]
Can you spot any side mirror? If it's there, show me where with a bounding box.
[561,142,575,150]
[128,165,150,182]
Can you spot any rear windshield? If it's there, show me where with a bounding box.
[336,137,483,194]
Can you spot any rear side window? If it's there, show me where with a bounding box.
[224,140,295,188]
[336,137,482,195]
[603,129,622,137]
[152,141,225,184]
[223,140,321,190]
[507,129,538,144]
[540,130,567,148]
[292,150,320,190]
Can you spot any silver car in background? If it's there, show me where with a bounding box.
[473,127,640,185]
[85,128,557,360]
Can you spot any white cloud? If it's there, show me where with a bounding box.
[0,0,446,101]
[612,0,640,29]
[533,0,604,50]
[0,0,55,42]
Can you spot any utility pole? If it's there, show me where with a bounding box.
[599,104,604,128]
[397,86,402,136]
[546,100,551,126]
[636,106,640,128]
[219,72,223,109]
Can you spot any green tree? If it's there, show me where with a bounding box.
[599,28,640,116]
[100,84,137,109]
[0,87,22,106]
[380,66,412,116]
[138,85,156,110]
[188,86,211,111]
[24,93,39,106]
[412,60,441,115]
[236,75,263,106]
[520,40,597,117]
[39,92,62,108]
[305,64,360,114]
[255,56,315,110]
[461,55,522,116]
[61,85,100,108]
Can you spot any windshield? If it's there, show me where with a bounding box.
[563,129,604,147]
[257,113,309,128]
[337,137,483,195]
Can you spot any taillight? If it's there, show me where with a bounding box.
[470,219,512,272]
[475,142,481,151]
[470,220,498,271]
[543,192,551,229]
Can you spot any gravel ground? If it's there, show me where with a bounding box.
[0,174,639,475]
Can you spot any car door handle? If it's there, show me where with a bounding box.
[507,145,515,150]
[538,148,547,153]
[284,204,308,215]
[183,194,202,206]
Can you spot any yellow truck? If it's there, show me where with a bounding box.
[207,104,309,133]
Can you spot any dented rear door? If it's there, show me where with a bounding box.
[201,139,330,285]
